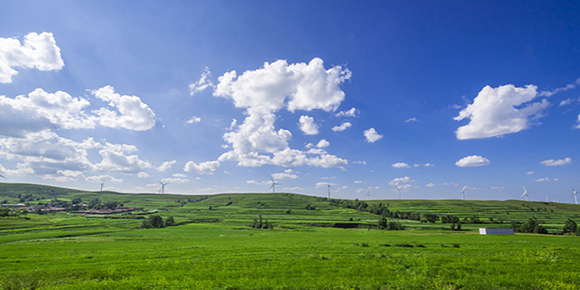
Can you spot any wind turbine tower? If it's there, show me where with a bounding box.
[269,177,279,193]
[572,187,578,205]
[100,182,105,192]
[395,186,401,199]
[461,186,467,200]
[327,184,332,199]
[521,186,529,201]
[159,181,169,194]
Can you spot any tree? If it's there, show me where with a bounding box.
[563,219,577,234]
[71,197,82,204]
[423,213,439,223]
[165,216,175,226]
[141,215,165,229]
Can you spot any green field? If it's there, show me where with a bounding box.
[1,183,579,289]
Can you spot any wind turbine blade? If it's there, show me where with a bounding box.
[0,174,5,179]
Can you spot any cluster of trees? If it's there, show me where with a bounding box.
[140,215,174,229]
[512,218,548,234]
[329,199,369,211]
[378,216,405,230]
[249,214,273,229]
[441,215,462,230]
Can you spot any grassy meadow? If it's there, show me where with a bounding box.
[1,183,579,289]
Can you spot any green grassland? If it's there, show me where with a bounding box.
[1,183,579,289]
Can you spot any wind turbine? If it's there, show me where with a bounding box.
[269,177,279,193]
[395,186,401,199]
[100,182,105,192]
[461,186,467,200]
[571,187,578,205]
[365,190,371,200]
[0,174,5,179]
[327,184,332,199]
[159,181,169,194]
[521,186,529,201]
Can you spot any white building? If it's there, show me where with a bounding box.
[479,228,514,235]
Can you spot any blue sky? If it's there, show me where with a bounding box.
[1,1,580,202]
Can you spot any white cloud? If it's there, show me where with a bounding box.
[559,98,574,106]
[455,155,490,167]
[161,177,190,184]
[91,86,156,131]
[576,115,580,129]
[85,175,123,184]
[94,149,152,173]
[353,160,366,165]
[405,117,418,123]
[157,160,177,172]
[173,173,186,178]
[315,182,336,188]
[189,67,215,96]
[491,186,504,191]
[540,157,572,166]
[364,128,382,143]
[527,171,534,175]
[137,172,150,178]
[332,122,351,132]
[354,180,365,184]
[391,162,410,169]
[389,176,413,186]
[539,78,580,97]
[316,139,330,148]
[426,183,436,188]
[247,179,267,185]
[299,115,319,135]
[283,187,303,191]
[0,32,64,83]
[186,116,201,124]
[184,160,220,174]
[335,107,358,118]
[272,169,299,180]
[213,58,350,168]
[454,84,549,140]
[535,177,554,182]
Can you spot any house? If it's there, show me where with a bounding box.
[479,228,514,235]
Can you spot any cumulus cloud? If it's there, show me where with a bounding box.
[332,122,351,132]
[540,157,572,166]
[392,162,410,169]
[184,160,220,174]
[316,139,330,148]
[335,107,358,118]
[91,86,156,131]
[576,115,580,129]
[272,169,299,180]
[0,86,157,137]
[405,117,418,123]
[299,115,319,135]
[426,183,436,188]
[157,160,177,172]
[454,84,549,140]
[364,128,382,143]
[137,172,150,178]
[189,67,215,96]
[85,175,123,184]
[212,58,350,168]
[94,149,152,173]
[389,176,413,186]
[0,32,64,83]
[455,155,490,167]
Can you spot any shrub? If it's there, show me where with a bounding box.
[304,204,316,210]
[249,214,273,229]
